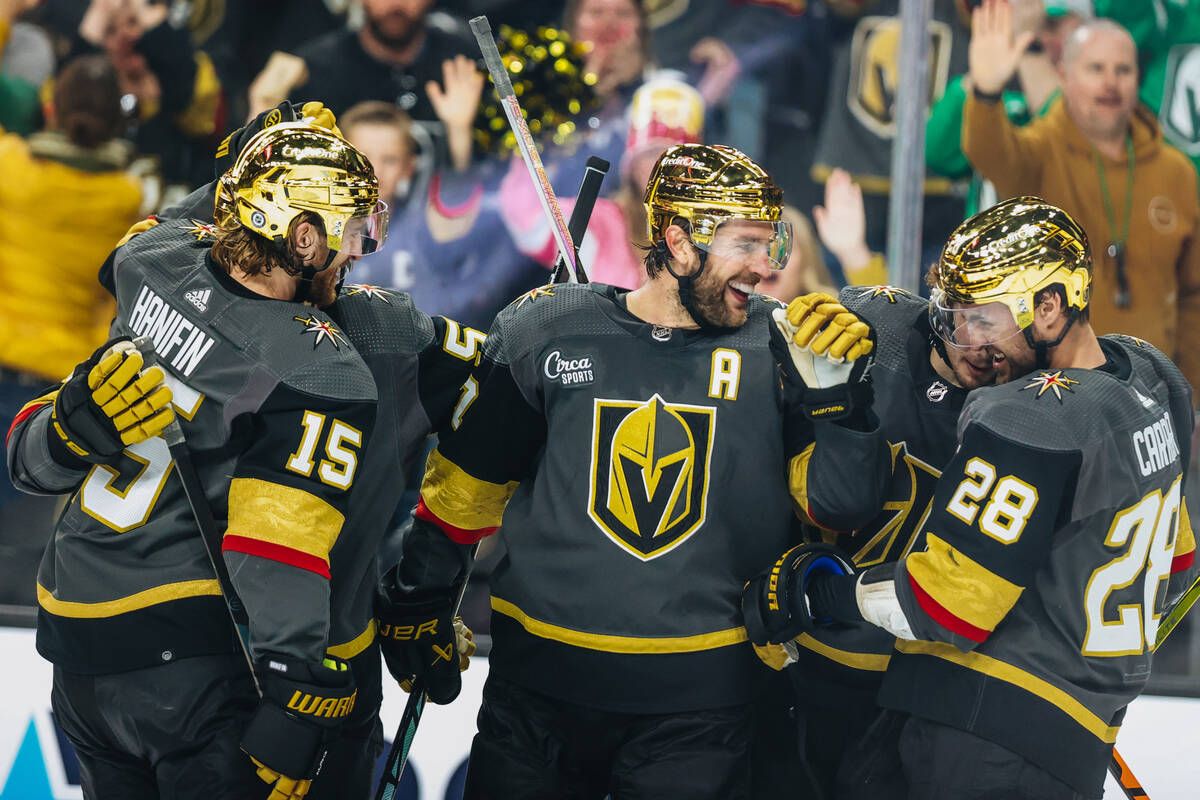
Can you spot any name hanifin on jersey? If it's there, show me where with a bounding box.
[126,285,216,377]
[1132,410,1180,477]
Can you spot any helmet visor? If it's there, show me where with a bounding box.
[697,218,792,271]
[929,290,1024,350]
[338,200,390,256]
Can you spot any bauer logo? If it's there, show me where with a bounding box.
[587,395,715,561]
[543,350,595,387]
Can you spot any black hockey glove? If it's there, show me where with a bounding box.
[770,294,875,423]
[241,655,356,800]
[49,337,175,466]
[376,582,474,705]
[215,100,342,176]
[742,543,857,646]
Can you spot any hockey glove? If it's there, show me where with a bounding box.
[50,338,174,465]
[376,586,473,705]
[215,101,342,176]
[242,656,357,800]
[770,293,875,422]
[742,543,857,646]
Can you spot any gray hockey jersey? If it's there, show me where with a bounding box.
[11,219,377,674]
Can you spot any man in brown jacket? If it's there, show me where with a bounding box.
[962,0,1200,391]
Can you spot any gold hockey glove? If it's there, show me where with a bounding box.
[770,293,875,422]
[50,338,174,465]
[242,656,356,800]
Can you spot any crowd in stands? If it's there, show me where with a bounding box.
[2,0,1200,638]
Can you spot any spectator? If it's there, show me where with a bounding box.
[810,0,970,270]
[0,52,141,602]
[76,0,225,193]
[249,0,473,125]
[927,0,1083,216]
[0,0,43,135]
[963,1,1200,390]
[812,168,890,288]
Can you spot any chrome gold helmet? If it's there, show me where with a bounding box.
[214,121,388,260]
[643,143,791,269]
[930,196,1091,349]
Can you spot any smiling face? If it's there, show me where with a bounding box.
[933,299,1039,387]
[1061,24,1139,144]
[687,219,781,328]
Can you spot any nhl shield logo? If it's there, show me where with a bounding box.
[1162,44,1200,156]
[587,394,715,561]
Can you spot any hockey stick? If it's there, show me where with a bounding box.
[374,545,478,800]
[550,156,610,284]
[470,15,582,283]
[1106,571,1200,799]
[132,337,260,693]
[372,148,611,800]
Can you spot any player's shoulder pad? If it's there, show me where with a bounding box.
[839,285,927,371]
[959,369,1099,453]
[484,282,609,363]
[1104,334,1193,403]
[268,310,378,403]
[327,283,436,357]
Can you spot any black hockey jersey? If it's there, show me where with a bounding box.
[406,283,807,713]
[882,335,1197,796]
[321,284,482,660]
[9,219,377,674]
[790,285,965,687]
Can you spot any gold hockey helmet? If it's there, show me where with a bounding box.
[643,143,791,269]
[930,196,1091,348]
[214,121,388,258]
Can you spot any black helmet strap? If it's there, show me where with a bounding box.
[1021,307,1079,369]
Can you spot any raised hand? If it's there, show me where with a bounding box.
[813,168,871,270]
[968,0,1037,96]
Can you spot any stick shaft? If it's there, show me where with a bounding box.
[551,156,609,284]
[469,15,579,282]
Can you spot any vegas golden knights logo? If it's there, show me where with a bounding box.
[847,16,952,138]
[588,394,715,561]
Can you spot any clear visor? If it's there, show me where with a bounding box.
[928,290,1024,350]
[337,200,389,256]
[697,218,793,271]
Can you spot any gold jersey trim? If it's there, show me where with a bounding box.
[906,532,1022,634]
[422,447,518,533]
[37,579,223,618]
[326,620,376,660]
[788,445,819,525]
[492,596,748,654]
[795,632,891,671]
[895,639,1121,743]
[227,477,345,566]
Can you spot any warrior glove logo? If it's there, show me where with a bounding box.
[588,394,715,561]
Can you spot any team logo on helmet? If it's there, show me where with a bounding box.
[588,394,715,561]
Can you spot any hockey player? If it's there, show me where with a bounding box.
[745,197,1197,799]
[744,275,1011,793]
[377,143,871,799]
[7,120,390,800]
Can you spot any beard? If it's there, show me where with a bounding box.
[688,266,746,330]
[365,8,425,49]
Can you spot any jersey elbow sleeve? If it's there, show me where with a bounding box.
[416,446,519,544]
[222,477,345,579]
[792,423,891,531]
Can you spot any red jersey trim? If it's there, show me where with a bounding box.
[908,573,990,643]
[415,497,497,544]
[222,534,331,579]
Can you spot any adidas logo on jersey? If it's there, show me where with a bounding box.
[1135,389,1156,409]
[184,287,211,313]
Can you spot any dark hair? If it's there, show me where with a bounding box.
[53,55,124,149]
[641,216,691,278]
[1034,284,1090,322]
